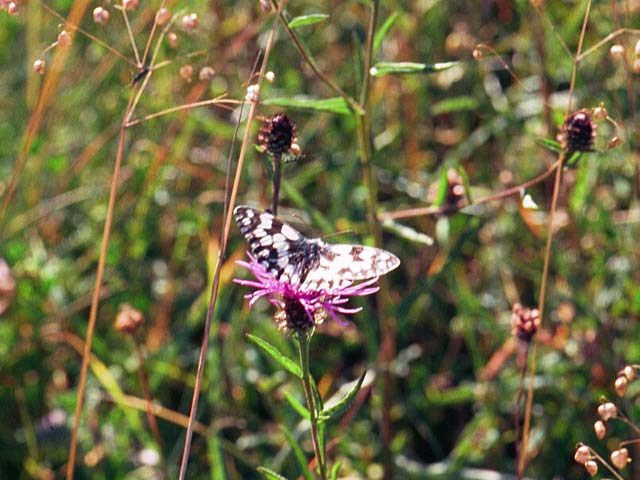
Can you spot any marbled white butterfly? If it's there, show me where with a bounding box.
[234,206,400,291]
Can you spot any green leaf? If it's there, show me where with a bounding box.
[369,61,457,77]
[208,434,226,480]
[262,96,351,115]
[330,461,342,480]
[281,426,314,480]
[431,96,479,115]
[246,334,303,378]
[433,167,449,207]
[257,467,289,480]
[373,12,399,55]
[320,371,367,421]
[283,391,310,419]
[536,137,563,153]
[288,13,329,29]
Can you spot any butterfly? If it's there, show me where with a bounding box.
[234,206,400,291]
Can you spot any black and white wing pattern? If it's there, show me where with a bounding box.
[234,206,400,291]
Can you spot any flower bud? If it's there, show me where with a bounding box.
[559,109,595,153]
[575,445,591,464]
[93,7,110,24]
[265,71,275,83]
[615,376,628,396]
[594,420,606,439]
[156,7,170,25]
[167,32,178,49]
[245,84,260,103]
[181,13,199,30]
[33,59,46,75]
[57,30,72,48]
[198,66,215,81]
[584,460,598,477]
[611,448,630,469]
[610,44,626,58]
[624,366,635,381]
[179,64,193,81]
[511,303,541,342]
[115,304,144,335]
[123,0,138,11]
[597,402,617,421]
[257,113,297,157]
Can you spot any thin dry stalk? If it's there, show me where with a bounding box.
[176,2,287,478]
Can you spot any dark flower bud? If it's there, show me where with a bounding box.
[511,303,540,342]
[257,113,297,157]
[559,109,596,153]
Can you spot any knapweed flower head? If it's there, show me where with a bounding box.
[234,253,380,336]
[559,109,596,153]
[257,113,298,157]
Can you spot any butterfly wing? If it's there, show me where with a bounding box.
[301,244,400,291]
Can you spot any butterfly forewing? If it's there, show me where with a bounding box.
[234,206,400,291]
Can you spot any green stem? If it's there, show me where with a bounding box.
[272,155,282,216]
[298,334,326,480]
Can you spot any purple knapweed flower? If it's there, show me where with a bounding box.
[234,253,380,335]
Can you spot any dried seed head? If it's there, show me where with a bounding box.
[559,109,596,153]
[265,71,275,83]
[115,304,144,335]
[257,113,298,157]
[584,460,598,477]
[610,44,626,58]
[181,13,199,30]
[511,303,541,342]
[198,66,215,81]
[57,30,72,48]
[611,448,630,470]
[615,376,628,396]
[167,32,178,49]
[156,7,170,25]
[179,64,193,81]
[574,445,591,464]
[123,0,138,11]
[624,366,635,381]
[259,0,271,13]
[0,259,16,316]
[597,402,617,421]
[594,420,606,439]
[33,59,46,75]
[93,7,110,24]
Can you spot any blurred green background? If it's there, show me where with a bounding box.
[1,0,640,478]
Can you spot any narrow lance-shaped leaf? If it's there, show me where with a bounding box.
[288,13,329,29]
[330,461,342,480]
[320,370,367,421]
[283,391,310,419]
[246,333,302,378]
[370,61,458,77]
[373,12,399,55]
[257,466,289,480]
[263,96,351,115]
[281,426,314,480]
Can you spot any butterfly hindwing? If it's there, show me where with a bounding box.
[234,206,400,291]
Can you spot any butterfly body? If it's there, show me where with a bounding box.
[234,206,400,291]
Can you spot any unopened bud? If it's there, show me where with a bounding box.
[575,445,591,464]
[611,448,630,469]
[57,30,72,48]
[290,143,301,155]
[610,44,626,58]
[624,366,635,381]
[156,7,170,25]
[115,304,144,335]
[123,0,138,11]
[585,460,598,477]
[93,7,110,24]
[199,66,215,81]
[181,13,199,30]
[615,376,628,396]
[167,32,178,49]
[597,402,617,421]
[594,420,606,439]
[33,59,46,75]
[179,64,193,81]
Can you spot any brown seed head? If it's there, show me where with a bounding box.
[257,113,298,157]
[115,304,144,335]
[511,303,541,342]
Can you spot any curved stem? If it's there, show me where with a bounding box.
[298,335,326,480]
